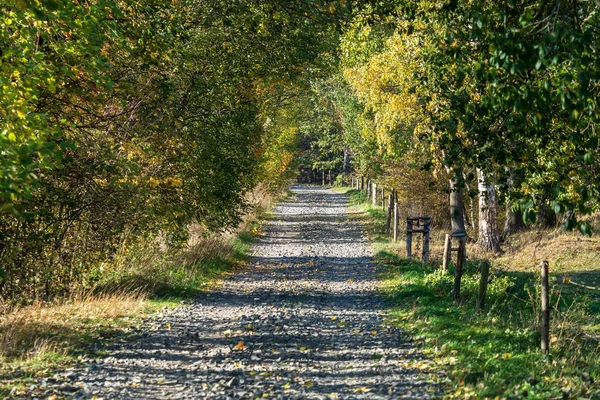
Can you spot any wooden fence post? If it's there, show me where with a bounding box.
[406,219,412,258]
[453,237,466,301]
[381,188,385,210]
[322,170,325,185]
[477,261,490,310]
[361,176,364,191]
[393,202,399,241]
[423,226,430,263]
[442,234,451,272]
[541,261,550,354]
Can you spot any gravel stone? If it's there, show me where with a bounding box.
[25,185,441,399]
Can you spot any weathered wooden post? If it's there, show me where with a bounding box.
[361,176,364,191]
[540,260,550,354]
[328,170,332,186]
[453,235,466,301]
[423,224,430,263]
[477,261,490,310]
[393,202,399,241]
[322,170,325,185]
[381,187,385,210]
[406,219,413,258]
[442,234,451,272]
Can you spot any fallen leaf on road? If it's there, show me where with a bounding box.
[234,341,245,350]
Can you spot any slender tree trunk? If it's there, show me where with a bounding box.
[476,169,502,253]
[537,201,557,228]
[462,171,476,230]
[503,204,525,237]
[449,175,466,235]
[503,170,526,237]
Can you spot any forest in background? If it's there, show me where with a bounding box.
[1,0,599,303]
[2,1,600,397]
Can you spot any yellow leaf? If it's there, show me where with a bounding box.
[234,341,245,350]
[304,381,314,387]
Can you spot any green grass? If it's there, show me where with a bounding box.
[342,187,600,399]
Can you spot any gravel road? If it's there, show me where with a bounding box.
[25,185,440,399]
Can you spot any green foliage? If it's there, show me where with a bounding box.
[337,0,600,235]
[0,0,345,301]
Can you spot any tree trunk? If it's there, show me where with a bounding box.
[476,169,502,253]
[536,201,557,228]
[462,172,477,230]
[449,175,466,234]
[503,204,525,238]
[503,170,526,238]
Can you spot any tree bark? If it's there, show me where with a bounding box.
[536,201,557,228]
[503,170,526,238]
[449,175,466,235]
[503,203,525,238]
[476,169,502,253]
[462,171,477,230]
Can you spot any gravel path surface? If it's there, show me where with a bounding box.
[26,185,440,399]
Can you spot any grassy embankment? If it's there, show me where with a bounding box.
[344,187,600,399]
[0,190,280,397]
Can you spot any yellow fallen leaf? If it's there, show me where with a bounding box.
[304,380,314,387]
[372,330,377,335]
[234,341,245,350]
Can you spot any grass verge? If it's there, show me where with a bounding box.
[0,190,280,397]
[344,187,600,399]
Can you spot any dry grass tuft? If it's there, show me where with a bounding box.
[495,228,600,274]
[0,292,146,360]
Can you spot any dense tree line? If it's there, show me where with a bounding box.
[0,0,346,300]
[299,0,600,252]
[2,0,599,300]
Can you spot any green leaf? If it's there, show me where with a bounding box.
[579,221,593,236]
[523,209,536,224]
[551,201,564,214]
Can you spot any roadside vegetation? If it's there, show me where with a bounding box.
[0,187,279,397]
[3,0,600,397]
[346,188,600,399]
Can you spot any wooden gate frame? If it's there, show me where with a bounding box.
[406,217,431,262]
